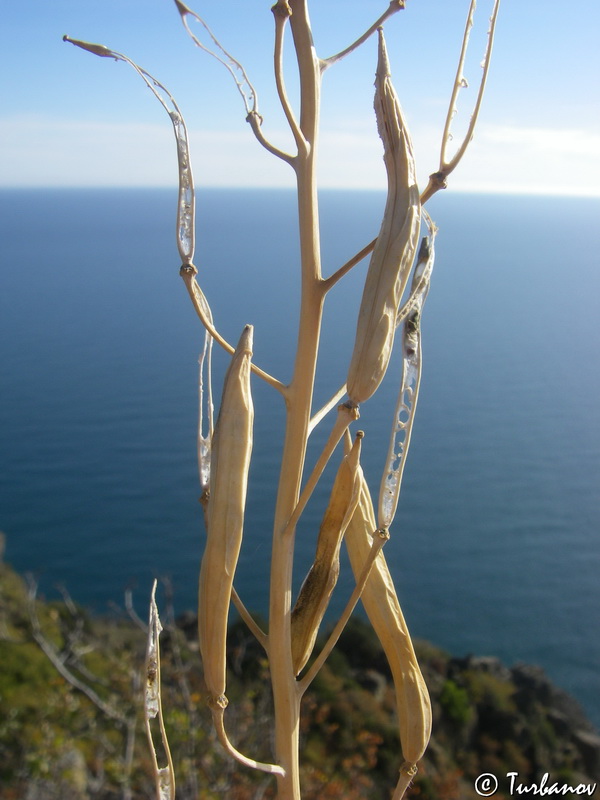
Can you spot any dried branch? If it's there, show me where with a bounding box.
[27,577,127,724]
[308,384,348,435]
[180,265,287,395]
[210,704,285,776]
[125,588,149,632]
[173,0,258,117]
[272,1,307,154]
[231,587,269,651]
[421,0,501,203]
[246,111,296,164]
[321,236,377,293]
[321,1,405,70]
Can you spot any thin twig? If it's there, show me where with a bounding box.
[282,403,359,539]
[55,583,79,617]
[26,578,127,724]
[298,528,389,694]
[246,111,296,164]
[210,704,285,776]
[174,0,258,117]
[272,1,307,154]
[123,710,138,800]
[180,265,287,395]
[321,236,377,293]
[125,588,149,632]
[421,0,501,203]
[231,587,268,651]
[321,1,405,70]
[308,384,348,435]
[321,205,432,295]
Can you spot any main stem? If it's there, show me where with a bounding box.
[268,2,322,798]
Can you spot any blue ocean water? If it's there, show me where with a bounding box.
[1,188,599,727]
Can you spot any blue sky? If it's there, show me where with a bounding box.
[1,0,599,195]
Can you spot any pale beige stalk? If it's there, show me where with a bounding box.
[346,28,420,405]
[345,472,431,797]
[198,325,254,707]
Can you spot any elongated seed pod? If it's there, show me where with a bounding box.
[63,36,195,266]
[346,29,420,405]
[344,471,431,782]
[197,329,214,510]
[198,325,254,706]
[291,434,362,676]
[379,219,436,530]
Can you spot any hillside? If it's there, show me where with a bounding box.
[1,551,598,799]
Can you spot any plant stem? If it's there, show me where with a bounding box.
[268,1,323,796]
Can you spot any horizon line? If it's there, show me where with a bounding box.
[1,185,599,199]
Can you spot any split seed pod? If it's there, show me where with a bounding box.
[345,471,431,787]
[291,434,362,676]
[379,218,436,531]
[198,325,254,707]
[346,28,420,405]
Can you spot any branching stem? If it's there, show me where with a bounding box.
[247,111,297,164]
[421,0,500,203]
[267,2,325,796]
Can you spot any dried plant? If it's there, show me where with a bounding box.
[65,1,500,798]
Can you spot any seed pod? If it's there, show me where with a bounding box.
[344,471,431,782]
[63,36,195,266]
[198,325,254,706]
[291,434,362,676]
[346,28,420,405]
[197,330,214,511]
[379,220,436,531]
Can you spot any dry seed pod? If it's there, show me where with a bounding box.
[63,36,195,266]
[144,581,175,800]
[198,325,254,706]
[197,329,214,510]
[346,28,420,405]
[345,471,431,779]
[379,221,436,530]
[291,434,362,676]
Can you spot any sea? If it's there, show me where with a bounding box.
[1,188,599,728]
